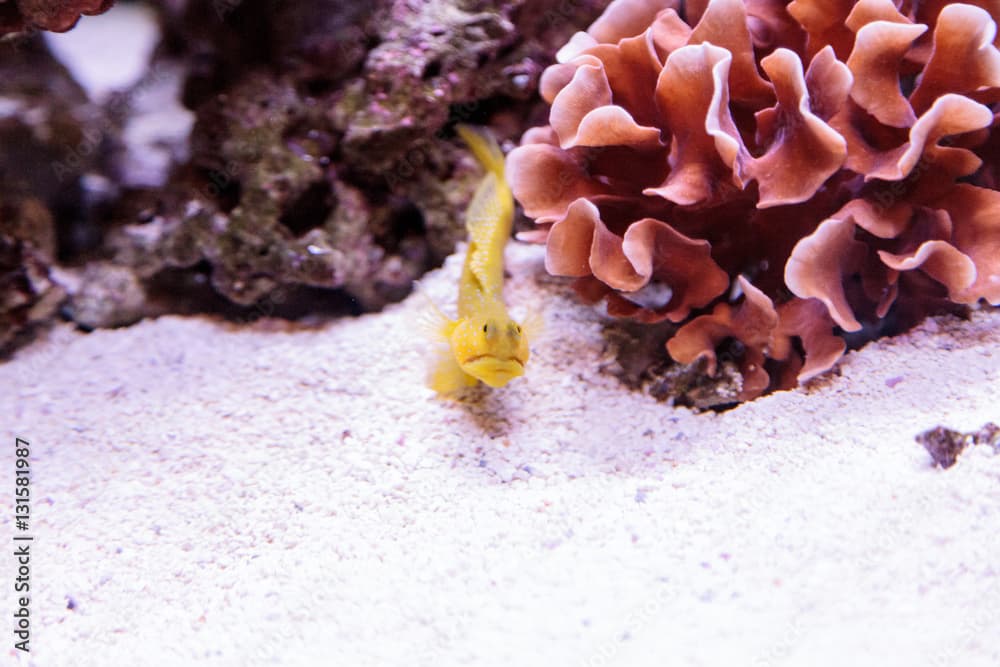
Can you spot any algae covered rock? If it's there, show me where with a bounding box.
[2,0,608,341]
[0,199,63,352]
[95,0,606,316]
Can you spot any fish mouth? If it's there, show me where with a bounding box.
[462,354,524,367]
[461,355,525,387]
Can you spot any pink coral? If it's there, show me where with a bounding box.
[0,0,114,36]
[509,0,1000,400]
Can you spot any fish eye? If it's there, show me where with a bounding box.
[483,324,488,333]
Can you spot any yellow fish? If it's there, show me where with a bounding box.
[424,125,533,395]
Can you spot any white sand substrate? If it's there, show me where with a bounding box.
[2,243,999,666]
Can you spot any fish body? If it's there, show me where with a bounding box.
[427,126,530,394]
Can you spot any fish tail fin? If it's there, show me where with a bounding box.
[456,124,505,181]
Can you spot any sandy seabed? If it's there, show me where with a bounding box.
[2,243,999,666]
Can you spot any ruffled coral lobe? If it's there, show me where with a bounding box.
[0,0,114,35]
[509,0,1000,401]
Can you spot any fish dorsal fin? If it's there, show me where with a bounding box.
[457,126,514,303]
[456,124,505,178]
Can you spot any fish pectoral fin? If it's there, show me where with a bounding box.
[521,307,545,342]
[413,282,456,341]
[428,349,478,396]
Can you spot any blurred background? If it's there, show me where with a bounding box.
[0,0,601,351]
